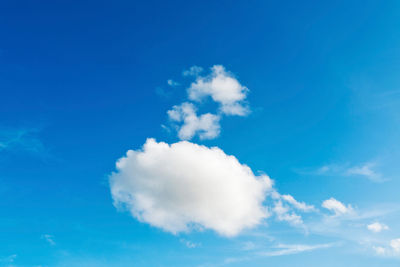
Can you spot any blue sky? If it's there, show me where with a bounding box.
[1,0,400,266]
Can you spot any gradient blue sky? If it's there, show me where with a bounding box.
[1,0,400,266]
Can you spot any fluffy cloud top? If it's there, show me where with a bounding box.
[367,222,389,233]
[109,139,272,237]
[167,102,220,140]
[322,198,353,216]
[188,65,249,116]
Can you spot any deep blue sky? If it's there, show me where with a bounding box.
[1,0,400,266]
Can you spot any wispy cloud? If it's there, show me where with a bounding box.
[0,127,46,156]
[346,162,383,182]
[41,234,56,246]
[269,191,317,229]
[305,162,384,182]
[259,242,337,257]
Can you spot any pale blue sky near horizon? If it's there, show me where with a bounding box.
[1,0,400,266]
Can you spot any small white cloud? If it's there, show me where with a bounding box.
[346,163,383,182]
[367,222,389,233]
[167,79,180,87]
[167,102,220,140]
[281,194,317,212]
[273,201,303,226]
[322,198,353,216]
[41,234,56,246]
[109,138,273,237]
[188,65,249,116]
[180,238,200,248]
[183,66,203,76]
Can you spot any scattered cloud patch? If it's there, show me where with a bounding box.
[188,65,249,116]
[373,238,400,257]
[269,191,316,227]
[367,222,389,233]
[183,66,203,77]
[110,138,272,237]
[322,198,353,216]
[167,102,220,140]
[392,239,400,253]
[165,65,250,140]
[272,200,303,226]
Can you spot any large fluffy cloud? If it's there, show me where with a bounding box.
[109,139,272,237]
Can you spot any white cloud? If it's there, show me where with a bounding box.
[273,201,303,226]
[322,198,353,216]
[367,222,389,233]
[188,65,249,116]
[109,138,273,237]
[165,65,250,140]
[260,243,335,257]
[41,234,56,246]
[182,66,203,76]
[167,102,220,140]
[167,79,180,87]
[268,192,316,227]
[180,238,200,248]
[391,239,400,254]
[373,238,400,257]
[346,163,383,182]
[281,194,316,212]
